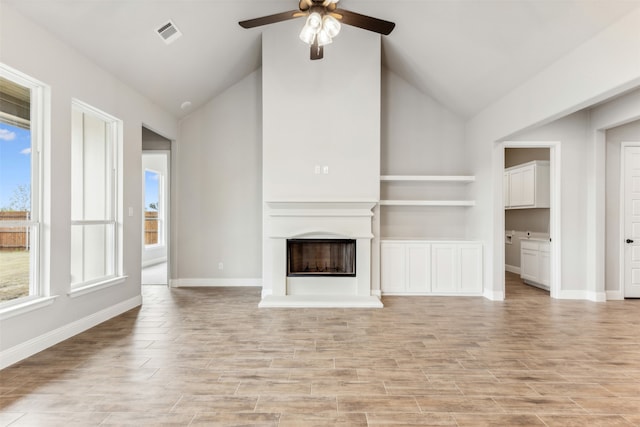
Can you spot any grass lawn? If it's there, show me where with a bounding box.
[0,249,30,302]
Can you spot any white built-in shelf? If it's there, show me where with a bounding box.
[380,175,475,182]
[379,175,476,207]
[379,200,475,207]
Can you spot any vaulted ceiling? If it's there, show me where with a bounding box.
[5,0,640,119]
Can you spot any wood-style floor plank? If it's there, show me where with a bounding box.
[1,272,640,426]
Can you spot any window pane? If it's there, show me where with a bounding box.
[0,123,32,220]
[71,109,112,221]
[71,223,115,286]
[0,226,32,302]
[144,170,160,246]
[1,72,37,304]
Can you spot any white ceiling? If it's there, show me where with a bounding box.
[5,0,640,119]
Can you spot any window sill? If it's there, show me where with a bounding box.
[68,275,128,298]
[0,296,59,321]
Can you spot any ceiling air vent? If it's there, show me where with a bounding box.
[156,20,182,45]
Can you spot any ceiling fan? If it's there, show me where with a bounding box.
[239,0,395,60]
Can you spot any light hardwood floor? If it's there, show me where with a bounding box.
[2,273,640,426]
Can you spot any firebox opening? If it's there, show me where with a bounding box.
[287,239,356,277]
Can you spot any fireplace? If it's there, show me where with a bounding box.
[260,201,382,308]
[287,239,356,277]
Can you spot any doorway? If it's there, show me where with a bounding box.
[501,141,561,299]
[141,126,172,286]
[621,143,640,298]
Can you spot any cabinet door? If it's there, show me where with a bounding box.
[509,165,535,207]
[381,243,406,293]
[520,247,539,282]
[539,242,550,287]
[431,244,457,293]
[459,244,482,293]
[406,244,431,292]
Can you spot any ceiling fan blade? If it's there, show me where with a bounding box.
[310,41,324,60]
[333,8,395,35]
[239,10,301,29]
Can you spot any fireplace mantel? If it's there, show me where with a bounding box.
[260,201,382,308]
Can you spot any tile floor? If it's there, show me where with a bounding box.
[1,273,639,426]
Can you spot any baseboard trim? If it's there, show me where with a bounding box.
[606,290,624,300]
[505,264,520,275]
[0,295,142,370]
[171,278,262,288]
[557,290,606,302]
[483,288,505,301]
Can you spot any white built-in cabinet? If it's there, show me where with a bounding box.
[381,240,483,295]
[504,161,550,209]
[520,239,550,290]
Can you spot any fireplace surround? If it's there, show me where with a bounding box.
[260,201,382,308]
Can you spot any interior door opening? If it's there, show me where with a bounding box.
[501,142,560,299]
[141,126,172,286]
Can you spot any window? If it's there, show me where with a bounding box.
[70,100,123,291]
[144,169,162,247]
[0,64,47,305]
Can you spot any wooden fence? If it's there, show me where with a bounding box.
[0,211,30,249]
[145,211,159,245]
[1,211,160,248]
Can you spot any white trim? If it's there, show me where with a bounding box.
[505,264,520,275]
[170,278,263,288]
[379,200,475,207]
[371,289,381,298]
[0,296,58,321]
[258,295,383,308]
[483,288,504,301]
[380,175,475,182]
[606,290,624,300]
[557,290,606,301]
[68,275,127,298]
[0,295,141,369]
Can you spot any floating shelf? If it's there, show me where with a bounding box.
[379,200,475,207]
[380,175,475,182]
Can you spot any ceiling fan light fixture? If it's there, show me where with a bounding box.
[322,15,341,38]
[306,12,323,31]
[299,23,316,44]
[316,28,332,46]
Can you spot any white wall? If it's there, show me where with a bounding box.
[508,112,589,291]
[262,21,380,203]
[0,4,177,363]
[380,69,468,239]
[175,70,262,283]
[466,8,640,300]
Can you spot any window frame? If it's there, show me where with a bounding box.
[0,63,49,311]
[69,99,124,294]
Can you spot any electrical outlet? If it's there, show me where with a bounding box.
[322,165,329,174]
[218,262,224,270]
[314,165,321,174]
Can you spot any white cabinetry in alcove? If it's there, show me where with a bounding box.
[381,240,482,295]
[504,161,550,209]
[520,239,550,290]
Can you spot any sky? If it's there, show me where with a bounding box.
[0,122,31,210]
[144,169,159,212]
